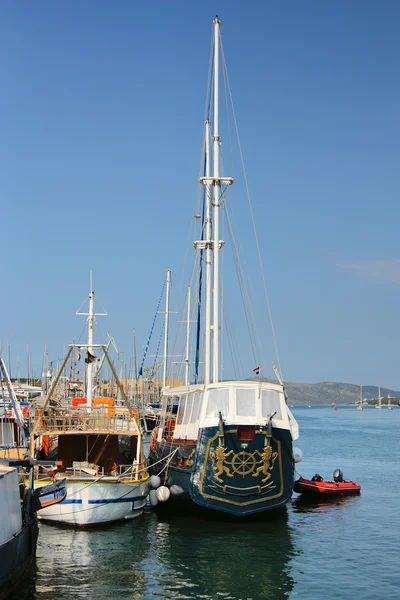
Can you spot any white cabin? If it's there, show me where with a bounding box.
[161,380,299,442]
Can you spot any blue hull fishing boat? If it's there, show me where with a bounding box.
[148,17,299,517]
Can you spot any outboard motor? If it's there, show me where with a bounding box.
[333,469,344,482]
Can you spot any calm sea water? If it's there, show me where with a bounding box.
[14,406,400,599]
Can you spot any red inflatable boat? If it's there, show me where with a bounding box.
[294,476,361,496]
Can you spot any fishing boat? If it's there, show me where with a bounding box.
[294,471,361,496]
[0,461,67,600]
[0,462,38,600]
[28,280,149,526]
[0,357,30,461]
[0,356,66,599]
[148,17,299,517]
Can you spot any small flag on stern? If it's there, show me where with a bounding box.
[253,365,261,375]
[85,351,97,364]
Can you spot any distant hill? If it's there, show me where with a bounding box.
[248,378,400,405]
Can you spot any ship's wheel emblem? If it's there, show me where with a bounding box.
[231,451,257,477]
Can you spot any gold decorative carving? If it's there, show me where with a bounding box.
[252,446,278,483]
[186,449,195,467]
[231,451,257,477]
[199,430,285,506]
[210,443,279,483]
[210,445,234,483]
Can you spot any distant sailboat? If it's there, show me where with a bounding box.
[357,385,363,410]
[388,393,393,410]
[376,387,382,409]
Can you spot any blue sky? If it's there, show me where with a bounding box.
[2,1,400,389]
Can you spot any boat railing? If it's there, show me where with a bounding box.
[33,460,147,481]
[33,407,139,435]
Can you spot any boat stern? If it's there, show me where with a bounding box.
[189,424,294,516]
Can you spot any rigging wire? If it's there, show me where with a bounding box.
[220,40,284,381]
[138,275,167,378]
[177,30,214,320]
[223,199,261,368]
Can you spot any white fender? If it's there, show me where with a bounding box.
[293,447,303,463]
[149,475,161,489]
[149,489,159,507]
[169,484,184,496]
[156,486,170,503]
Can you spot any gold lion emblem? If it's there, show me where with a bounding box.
[252,446,278,483]
[211,445,234,483]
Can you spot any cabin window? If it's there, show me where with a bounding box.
[183,394,194,424]
[236,388,256,416]
[192,391,203,422]
[261,390,282,420]
[206,388,230,418]
[177,396,185,424]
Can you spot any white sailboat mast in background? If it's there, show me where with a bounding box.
[162,269,171,389]
[76,272,107,407]
[376,386,382,409]
[357,384,363,410]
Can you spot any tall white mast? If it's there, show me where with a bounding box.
[204,120,212,384]
[87,272,95,407]
[185,285,191,386]
[212,16,221,383]
[77,271,107,408]
[197,17,233,385]
[162,269,171,388]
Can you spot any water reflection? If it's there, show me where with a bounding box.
[291,494,361,514]
[13,519,151,599]
[14,508,297,600]
[147,510,297,600]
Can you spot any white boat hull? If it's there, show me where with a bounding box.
[35,479,149,526]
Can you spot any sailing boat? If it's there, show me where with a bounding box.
[388,393,393,410]
[28,279,149,526]
[376,386,382,409]
[148,17,299,517]
[357,385,363,410]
